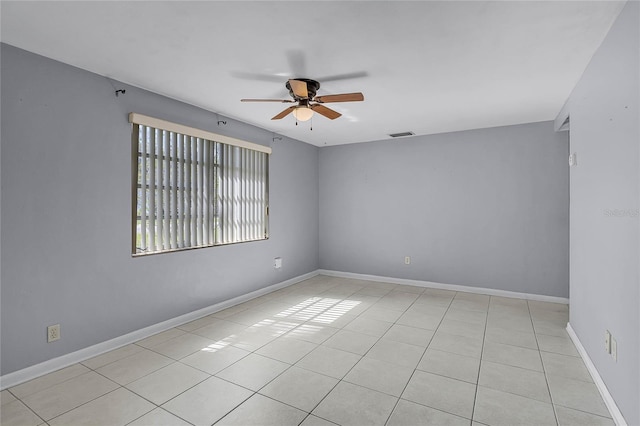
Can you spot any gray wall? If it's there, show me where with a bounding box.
[319,122,569,297]
[0,44,319,375]
[566,2,639,424]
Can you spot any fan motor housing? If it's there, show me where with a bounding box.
[286,79,320,100]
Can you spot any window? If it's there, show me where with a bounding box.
[130,113,270,255]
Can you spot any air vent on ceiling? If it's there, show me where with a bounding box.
[389,131,415,138]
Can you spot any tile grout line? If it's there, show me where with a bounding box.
[44,386,134,425]
[124,406,195,426]
[13,368,126,425]
[7,365,94,401]
[122,363,212,419]
[3,389,48,426]
[527,299,560,426]
[468,295,490,424]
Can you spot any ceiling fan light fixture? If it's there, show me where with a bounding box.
[293,106,314,122]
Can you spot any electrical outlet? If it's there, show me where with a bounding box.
[404,256,411,265]
[605,330,611,353]
[274,257,282,269]
[47,324,60,343]
[611,337,617,361]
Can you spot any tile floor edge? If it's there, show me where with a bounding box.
[566,323,628,426]
[317,269,569,304]
[0,270,320,391]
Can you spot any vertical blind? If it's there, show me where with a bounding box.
[131,113,270,255]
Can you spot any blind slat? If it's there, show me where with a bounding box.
[177,134,184,248]
[148,127,156,252]
[209,142,218,244]
[203,139,209,245]
[170,132,177,250]
[157,130,164,250]
[184,136,191,246]
[190,136,197,246]
[164,132,171,249]
[197,138,204,246]
[139,125,147,251]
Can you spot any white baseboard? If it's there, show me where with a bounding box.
[0,270,318,390]
[318,269,569,304]
[566,323,627,426]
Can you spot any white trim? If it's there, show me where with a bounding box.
[128,113,272,154]
[318,269,569,304]
[566,323,627,426]
[0,270,317,390]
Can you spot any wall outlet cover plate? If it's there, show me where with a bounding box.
[47,324,61,343]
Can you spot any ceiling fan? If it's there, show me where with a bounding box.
[241,78,364,121]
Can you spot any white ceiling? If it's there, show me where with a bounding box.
[1,1,625,147]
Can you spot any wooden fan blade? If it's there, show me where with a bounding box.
[314,92,364,103]
[311,104,342,120]
[289,79,308,99]
[271,106,296,120]
[241,99,294,103]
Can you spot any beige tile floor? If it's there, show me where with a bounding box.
[1,276,614,426]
